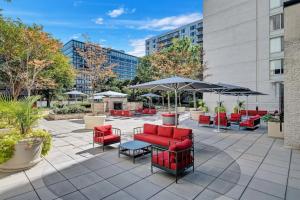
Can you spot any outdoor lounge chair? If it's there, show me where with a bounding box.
[239,115,261,130]
[198,115,213,126]
[93,125,121,151]
[151,139,194,183]
[230,113,241,124]
[214,113,230,128]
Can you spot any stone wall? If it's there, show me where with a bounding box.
[284,2,300,149]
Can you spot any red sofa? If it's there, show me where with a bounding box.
[230,113,241,123]
[133,124,193,148]
[240,110,267,116]
[214,113,230,128]
[142,108,157,115]
[110,110,133,117]
[93,125,121,151]
[240,115,261,129]
[198,115,213,126]
[151,139,194,183]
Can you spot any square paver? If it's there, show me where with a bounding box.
[5,191,39,200]
[286,186,300,200]
[103,190,137,200]
[59,191,89,200]
[107,172,141,189]
[194,189,221,200]
[207,178,235,195]
[241,188,282,200]
[225,185,245,200]
[129,164,153,178]
[249,177,286,198]
[47,180,77,197]
[183,170,215,187]
[59,163,91,179]
[80,180,119,200]
[146,172,175,187]
[124,179,162,200]
[167,180,204,200]
[69,172,103,189]
[150,190,185,200]
[81,157,111,171]
[95,165,125,179]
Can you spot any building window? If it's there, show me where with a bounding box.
[270,36,283,53]
[181,29,185,33]
[270,14,284,31]
[270,59,284,75]
[190,32,195,37]
[190,25,195,30]
[270,0,282,9]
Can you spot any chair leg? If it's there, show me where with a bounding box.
[151,164,153,173]
[102,144,105,152]
[176,173,178,183]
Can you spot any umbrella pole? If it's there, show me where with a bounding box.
[237,95,240,113]
[193,91,196,109]
[246,95,249,118]
[168,92,171,113]
[162,96,164,110]
[175,89,178,127]
[214,92,223,133]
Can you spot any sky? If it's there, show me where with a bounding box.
[1,0,203,57]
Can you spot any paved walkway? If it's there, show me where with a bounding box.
[1,113,300,200]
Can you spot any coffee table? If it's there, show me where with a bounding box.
[118,141,151,163]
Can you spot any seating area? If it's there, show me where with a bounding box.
[110,109,133,117]
[136,108,157,115]
[133,123,193,148]
[240,109,268,116]
[93,125,121,151]
[239,115,261,129]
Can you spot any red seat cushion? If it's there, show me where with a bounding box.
[230,113,241,122]
[94,125,112,136]
[199,115,211,125]
[240,120,251,127]
[94,135,120,144]
[169,139,193,151]
[173,128,192,140]
[152,151,193,170]
[144,124,158,135]
[157,126,173,138]
[134,134,179,147]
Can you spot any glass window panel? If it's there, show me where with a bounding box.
[270,59,284,75]
[270,0,282,9]
[270,37,283,53]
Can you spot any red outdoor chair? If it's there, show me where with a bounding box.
[123,110,133,117]
[198,115,213,126]
[230,113,241,123]
[151,139,194,183]
[240,115,261,130]
[214,113,230,128]
[110,110,117,116]
[93,125,121,151]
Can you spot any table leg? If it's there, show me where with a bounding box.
[133,149,135,164]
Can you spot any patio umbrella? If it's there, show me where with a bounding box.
[95,91,128,98]
[140,93,162,108]
[130,76,221,126]
[88,95,104,100]
[64,90,87,102]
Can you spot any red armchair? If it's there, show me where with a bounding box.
[240,115,261,129]
[214,113,230,128]
[93,125,121,151]
[122,110,133,117]
[230,113,241,124]
[198,115,213,126]
[151,139,194,183]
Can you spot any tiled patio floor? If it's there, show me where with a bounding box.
[1,113,300,200]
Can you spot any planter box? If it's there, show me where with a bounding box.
[190,111,205,121]
[84,115,106,129]
[177,107,186,112]
[0,138,43,172]
[47,113,87,120]
[268,122,284,139]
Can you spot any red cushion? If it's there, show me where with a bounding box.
[173,128,192,140]
[157,126,173,138]
[152,151,193,170]
[144,124,158,135]
[199,115,211,124]
[169,139,193,151]
[94,125,112,136]
[134,134,179,147]
[94,135,120,144]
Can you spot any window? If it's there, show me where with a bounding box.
[270,59,284,75]
[270,37,283,53]
[190,32,195,37]
[181,29,185,33]
[190,25,195,30]
[270,14,284,31]
[270,0,282,9]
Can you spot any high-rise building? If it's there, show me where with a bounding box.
[203,0,286,112]
[145,19,203,55]
[62,39,138,94]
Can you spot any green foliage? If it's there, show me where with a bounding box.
[136,56,156,83]
[0,132,21,164]
[261,114,280,123]
[198,99,209,112]
[53,104,87,114]
[214,102,226,113]
[233,100,245,113]
[26,129,52,156]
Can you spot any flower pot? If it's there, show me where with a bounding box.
[268,121,284,139]
[84,115,106,129]
[0,138,43,172]
[190,110,205,121]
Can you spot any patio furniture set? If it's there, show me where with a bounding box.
[198,109,267,130]
[93,123,194,183]
[110,108,157,117]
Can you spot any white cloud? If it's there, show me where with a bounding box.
[140,13,202,31]
[127,36,152,57]
[69,33,82,40]
[107,8,125,18]
[95,17,104,24]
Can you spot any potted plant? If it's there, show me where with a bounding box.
[233,100,245,114]
[0,96,52,172]
[214,101,226,114]
[190,100,208,121]
[262,113,284,138]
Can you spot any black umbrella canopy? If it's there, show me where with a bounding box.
[140,93,162,98]
[221,90,267,96]
[130,76,222,91]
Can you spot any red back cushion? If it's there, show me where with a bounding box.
[169,139,193,151]
[143,124,158,135]
[94,125,112,136]
[173,128,192,140]
[157,126,173,138]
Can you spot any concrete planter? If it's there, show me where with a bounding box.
[84,115,106,129]
[190,111,205,121]
[0,138,43,172]
[47,113,87,120]
[268,121,284,139]
[177,107,186,113]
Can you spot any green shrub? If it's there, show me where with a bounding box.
[198,100,209,112]
[0,132,21,164]
[214,101,226,113]
[53,104,86,114]
[233,100,245,113]
[26,129,52,156]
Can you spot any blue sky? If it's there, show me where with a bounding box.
[1,0,202,57]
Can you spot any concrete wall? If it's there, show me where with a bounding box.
[284,2,300,149]
[203,0,279,114]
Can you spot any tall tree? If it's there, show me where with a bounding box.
[150,37,204,79]
[76,41,116,113]
[135,56,156,83]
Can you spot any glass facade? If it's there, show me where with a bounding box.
[62,40,138,94]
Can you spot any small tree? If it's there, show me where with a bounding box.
[76,41,116,113]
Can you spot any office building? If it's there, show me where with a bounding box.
[203,0,286,113]
[63,40,138,94]
[145,19,203,55]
